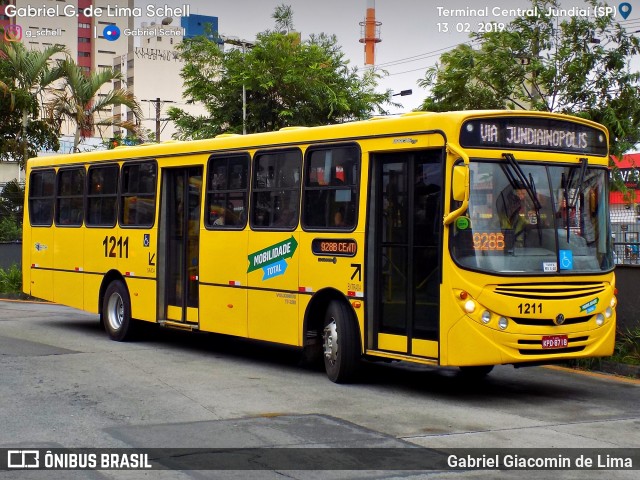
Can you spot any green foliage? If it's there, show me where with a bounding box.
[272,4,295,34]
[46,60,143,151]
[0,180,24,241]
[610,327,640,365]
[0,217,21,242]
[0,264,22,294]
[0,40,64,166]
[169,5,394,139]
[0,180,25,223]
[103,131,148,150]
[419,0,640,158]
[567,326,640,372]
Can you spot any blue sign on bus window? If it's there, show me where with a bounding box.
[559,250,573,270]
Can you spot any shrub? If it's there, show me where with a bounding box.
[610,327,640,366]
[0,216,21,241]
[0,264,22,294]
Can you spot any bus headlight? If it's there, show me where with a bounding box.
[605,307,612,319]
[481,310,491,324]
[464,300,476,313]
[596,313,605,326]
[610,297,617,308]
[498,317,508,330]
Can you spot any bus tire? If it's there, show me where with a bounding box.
[102,280,136,342]
[459,365,494,378]
[323,299,360,383]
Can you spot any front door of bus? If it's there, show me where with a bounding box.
[160,167,203,324]
[370,150,442,356]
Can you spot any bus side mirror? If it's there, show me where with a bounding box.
[452,165,468,202]
[443,163,470,226]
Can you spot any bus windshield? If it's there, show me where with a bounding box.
[451,159,613,274]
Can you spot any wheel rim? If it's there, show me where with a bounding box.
[323,319,338,365]
[106,292,124,331]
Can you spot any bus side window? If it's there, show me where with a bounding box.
[28,169,55,226]
[87,164,118,227]
[251,149,301,230]
[206,153,249,230]
[120,161,157,227]
[55,167,85,227]
[302,144,360,230]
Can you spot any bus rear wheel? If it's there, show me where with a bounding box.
[102,280,136,342]
[323,300,360,383]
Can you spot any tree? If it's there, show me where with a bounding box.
[46,60,143,151]
[0,39,65,166]
[272,4,295,34]
[419,0,640,158]
[0,179,23,220]
[0,180,24,241]
[168,5,393,139]
[0,180,24,242]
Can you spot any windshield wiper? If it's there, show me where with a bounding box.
[502,153,542,212]
[502,154,543,244]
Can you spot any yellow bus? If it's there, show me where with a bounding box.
[23,110,617,382]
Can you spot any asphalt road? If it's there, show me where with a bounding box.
[0,300,638,479]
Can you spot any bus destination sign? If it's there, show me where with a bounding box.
[459,117,608,156]
[312,238,357,257]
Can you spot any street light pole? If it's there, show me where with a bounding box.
[220,35,255,134]
[242,42,247,135]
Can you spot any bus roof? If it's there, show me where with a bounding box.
[27,110,608,168]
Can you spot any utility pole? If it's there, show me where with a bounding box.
[219,35,255,134]
[141,98,174,142]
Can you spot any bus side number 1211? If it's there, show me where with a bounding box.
[102,235,129,258]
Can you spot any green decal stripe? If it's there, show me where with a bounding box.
[579,297,599,311]
[247,236,299,273]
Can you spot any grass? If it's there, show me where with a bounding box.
[0,264,22,295]
[610,327,640,366]
[568,326,640,371]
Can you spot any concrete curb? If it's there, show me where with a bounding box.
[597,360,640,379]
[0,293,49,303]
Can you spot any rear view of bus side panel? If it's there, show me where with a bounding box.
[23,214,55,301]
[24,168,55,303]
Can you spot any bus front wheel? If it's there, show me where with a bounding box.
[323,300,360,383]
[102,280,136,342]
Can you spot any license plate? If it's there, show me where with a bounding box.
[542,335,568,349]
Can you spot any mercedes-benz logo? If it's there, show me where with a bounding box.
[555,314,566,325]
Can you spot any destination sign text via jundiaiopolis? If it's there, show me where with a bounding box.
[460,117,608,156]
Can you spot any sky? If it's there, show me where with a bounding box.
[130,1,640,112]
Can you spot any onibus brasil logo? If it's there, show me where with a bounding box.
[248,236,298,281]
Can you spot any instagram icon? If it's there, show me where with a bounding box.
[4,24,22,42]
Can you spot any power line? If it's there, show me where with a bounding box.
[141,98,175,142]
[375,41,475,68]
[386,66,435,77]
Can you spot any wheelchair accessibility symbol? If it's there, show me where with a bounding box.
[559,250,573,270]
